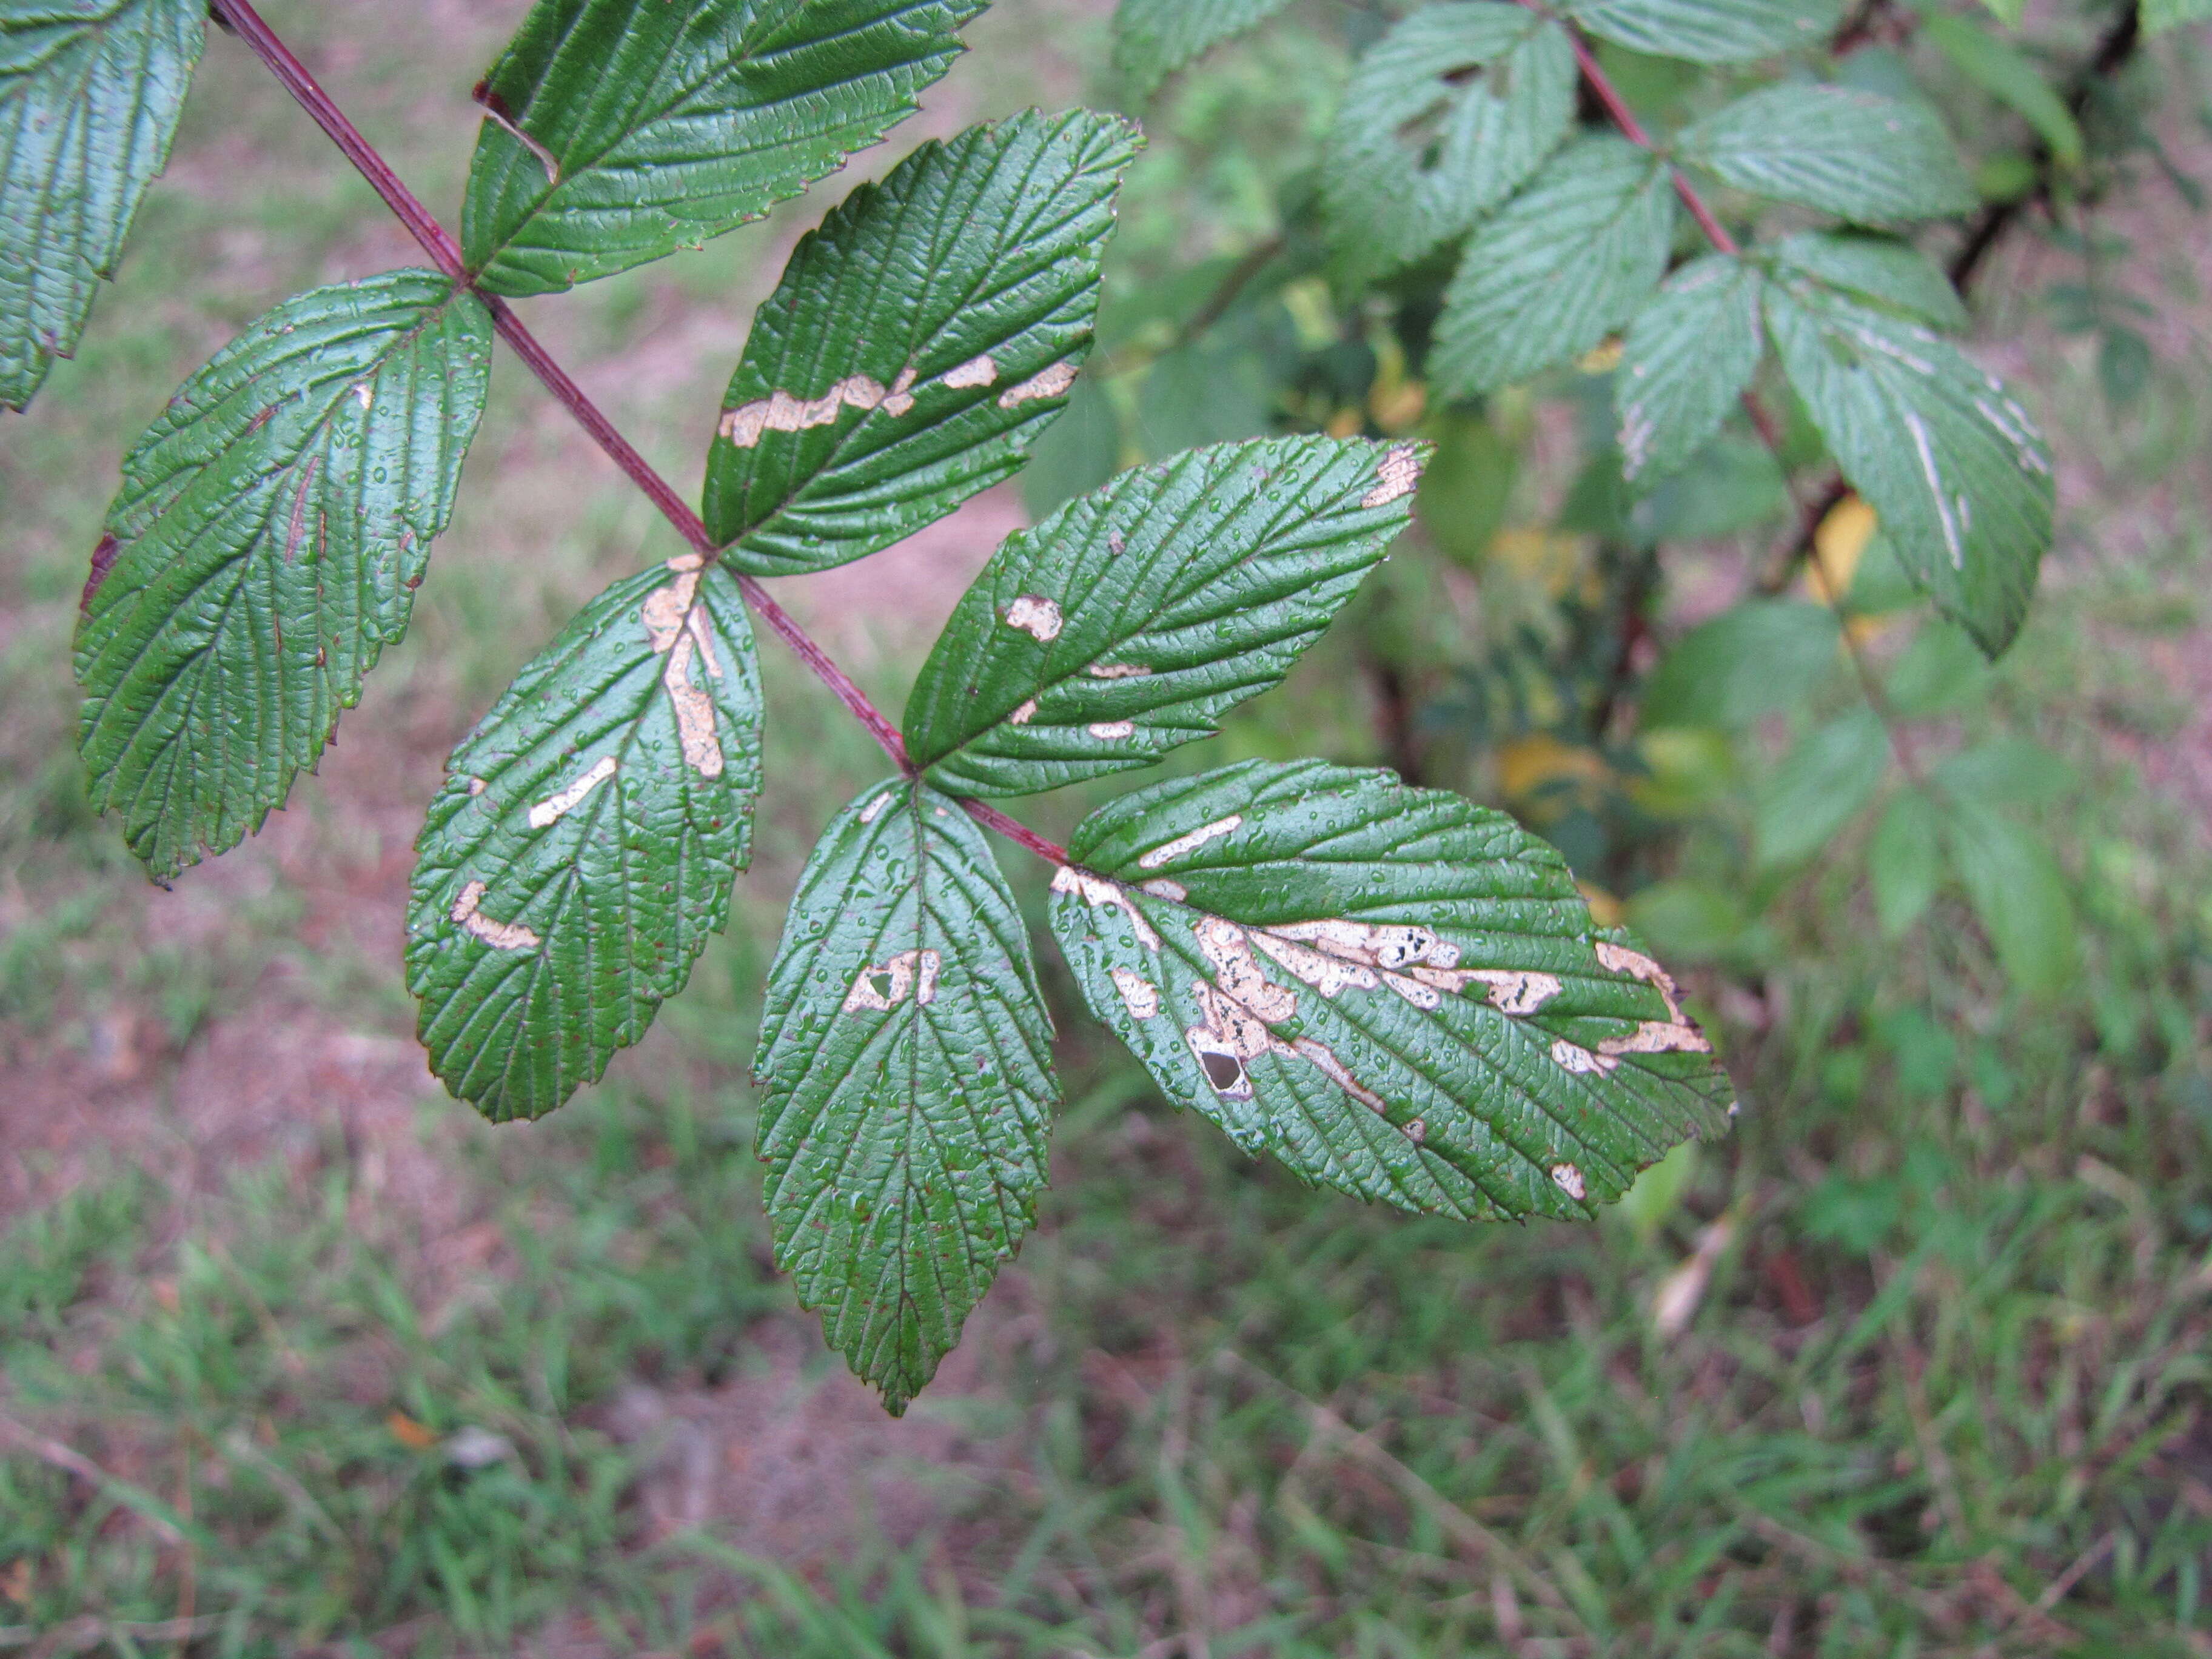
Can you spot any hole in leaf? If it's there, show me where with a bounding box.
[1199,1050,1248,1095]
[869,971,896,1002]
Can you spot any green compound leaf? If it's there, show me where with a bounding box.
[703,110,1137,572]
[1869,786,1940,939]
[1,0,205,410]
[1754,707,1889,868]
[1943,797,2076,997]
[2145,0,2212,35]
[1640,599,1840,731]
[1432,135,1675,398]
[1615,253,1765,485]
[1677,85,1977,225]
[1050,761,1734,1220]
[1320,4,1575,282]
[1768,231,1970,333]
[408,558,763,1124]
[1561,0,1837,63]
[756,779,1057,1414]
[461,0,981,297]
[1765,278,2053,657]
[1111,0,1295,99]
[75,271,493,883]
[904,437,1425,799]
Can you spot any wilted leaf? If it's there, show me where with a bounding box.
[76,271,493,882]
[461,0,980,295]
[1,0,204,409]
[1050,760,1734,1220]
[703,110,1136,572]
[408,559,763,1122]
[756,779,1057,1413]
[905,437,1423,798]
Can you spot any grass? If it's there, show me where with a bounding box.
[4,1,2212,1654]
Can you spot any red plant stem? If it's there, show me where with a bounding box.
[1560,29,1740,255]
[1544,10,1848,571]
[209,0,1069,865]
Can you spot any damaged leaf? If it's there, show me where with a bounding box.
[756,779,1057,1413]
[1320,4,1575,281]
[407,558,763,1123]
[1,0,204,410]
[903,437,1426,798]
[76,270,493,883]
[704,110,1137,572]
[1615,253,1765,485]
[1431,135,1675,398]
[1049,761,1734,1221]
[1765,277,2052,656]
[460,0,981,297]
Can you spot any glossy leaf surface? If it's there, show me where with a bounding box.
[1320,4,1574,280]
[1111,0,1295,98]
[905,437,1424,799]
[76,271,492,883]
[1766,279,2052,655]
[756,779,1056,1413]
[461,0,980,296]
[1615,253,1765,484]
[1050,762,1734,1220]
[407,559,764,1124]
[1432,136,1674,397]
[1,0,204,409]
[703,110,1136,572]
[1677,85,1976,224]
[1562,0,1836,62]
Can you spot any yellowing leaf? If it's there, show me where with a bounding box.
[1577,339,1624,375]
[1811,494,1877,603]
[1490,527,1587,595]
[1499,736,1612,807]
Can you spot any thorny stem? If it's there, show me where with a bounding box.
[207,0,1072,868]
